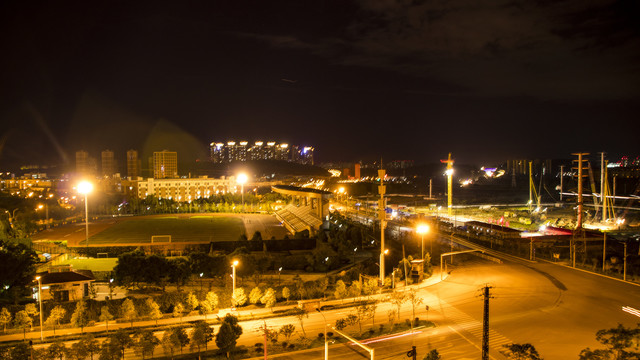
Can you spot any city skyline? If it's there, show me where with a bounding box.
[1,1,639,170]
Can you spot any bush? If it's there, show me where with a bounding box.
[281,342,287,348]
[327,332,333,338]
[318,333,324,338]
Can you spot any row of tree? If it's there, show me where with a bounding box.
[0,314,243,360]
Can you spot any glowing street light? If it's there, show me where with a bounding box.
[231,260,239,307]
[236,173,248,207]
[35,276,43,341]
[77,181,93,249]
[416,224,430,261]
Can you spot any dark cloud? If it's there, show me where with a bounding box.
[252,0,640,99]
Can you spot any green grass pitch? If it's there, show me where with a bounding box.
[88,216,246,244]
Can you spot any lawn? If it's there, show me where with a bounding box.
[87,215,246,245]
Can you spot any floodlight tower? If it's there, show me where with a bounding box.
[441,153,454,217]
[378,168,386,284]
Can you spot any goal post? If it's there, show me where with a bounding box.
[151,235,172,243]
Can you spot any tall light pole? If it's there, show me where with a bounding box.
[77,181,93,249]
[316,309,329,360]
[441,153,454,217]
[35,276,43,342]
[231,260,239,307]
[378,169,386,285]
[416,224,430,261]
[237,173,248,208]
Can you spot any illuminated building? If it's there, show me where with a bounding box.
[276,143,290,161]
[132,176,236,200]
[209,140,315,164]
[249,141,264,160]
[153,150,178,179]
[210,142,224,163]
[265,142,276,160]
[225,141,237,162]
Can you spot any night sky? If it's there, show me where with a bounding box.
[1,0,639,170]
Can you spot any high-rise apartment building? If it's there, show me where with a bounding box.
[276,143,290,161]
[76,150,89,175]
[249,141,264,160]
[153,150,178,179]
[126,150,140,179]
[264,142,276,160]
[210,143,224,163]
[209,140,315,164]
[101,150,115,177]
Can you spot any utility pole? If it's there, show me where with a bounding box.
[600,152,606,222]
[559,165,564,202]
[378,168,386,285]
[481,285,493,360]
[407,346,417,360]
[603,232,607,272]
[623,241,628,281]
[572,152,589,232]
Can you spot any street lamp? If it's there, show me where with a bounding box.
[231,260,239,307]
[236,173,248,207]
[77,181,93,249]
[35,276,43,341]
[416,224,430,261]
[316,309,329,360]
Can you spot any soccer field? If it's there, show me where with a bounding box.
[86,215,246,245]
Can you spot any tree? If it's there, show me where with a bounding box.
[249,287,263,305]
[279,324,295,341]
[387,290,407,323]
[170,326,190,355]
[334,280,348,303]
[146,298,163,325]
[109,329,133,360]
[0,308,11,333]
[362,277,379,297]
[0,240,38,303]
[99,306,114,333]
[98,338,122,360]
[294,308,309,338]
[161,329,178,358]
[173,303,184,322]
[79,334,100,360]
[71,300,90,333]
[133,329,160,360]
[407,288,424,326]
[113,250,147,289]
[282,287,291,302]
[67,340,89,360]
[215,314,243,358]
[45,305,66,335]
[579,324,640,360]
[190,320,214,355]
[47,340,67,360]
[349,280,362,299]
[504,343,543,360]
[186,292,199,312]
[206,291,219,310]
[261,288,277,311]
[423,349,442,360]
[14,309,32,339]
[8,342,30,359]
[232,288,247,307]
